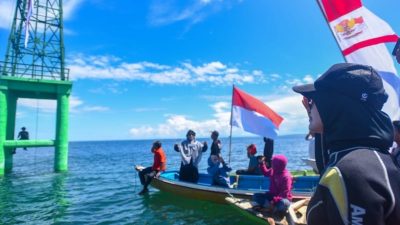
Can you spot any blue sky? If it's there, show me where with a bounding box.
[0,0,399,141]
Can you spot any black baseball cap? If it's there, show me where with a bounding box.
[292,63,388,109]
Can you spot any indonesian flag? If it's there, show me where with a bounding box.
[230,86,283,139]
[318,0,400,119]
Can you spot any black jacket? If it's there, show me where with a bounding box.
[307,147,400,225]
[307,92,400,225]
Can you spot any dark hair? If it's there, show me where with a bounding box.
[393,121,400,132]
[153,141,162,149]
[211,130,219,137]
[186,129,196,136]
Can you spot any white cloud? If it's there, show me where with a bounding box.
[286,74,316,86]
[67,54,266,85]
[0,0,84,30]
[0,0,15,29]
[82,106,109,112]
[133,107,165,112]
[148,0,241,27]
[129,93,310,139]
[17,96,108,114]
[64,0,85,19]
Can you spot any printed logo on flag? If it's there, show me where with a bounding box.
[334,16,365,40]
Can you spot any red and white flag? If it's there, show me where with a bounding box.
[318,0,400,119]
[230,86,283,139]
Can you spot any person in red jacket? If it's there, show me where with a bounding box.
[137,141,166,195]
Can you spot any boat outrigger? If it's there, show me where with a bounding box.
[151,171,318,204]
[225,196,309,225]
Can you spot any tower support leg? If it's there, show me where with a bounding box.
[5,94,17,172]
[55,93,69,172]
[0,89,8,175]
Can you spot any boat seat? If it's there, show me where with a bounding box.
[197,174,214,186]
[293,176,319,192]
[236,175,270,190]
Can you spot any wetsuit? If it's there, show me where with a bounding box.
[307,91,400,225]
[307,147,400,225]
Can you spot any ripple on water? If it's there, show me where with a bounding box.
[0,136,310,225]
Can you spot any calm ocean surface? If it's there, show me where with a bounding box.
[0,135,311,225]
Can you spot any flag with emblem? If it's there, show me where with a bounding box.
[317,0,400,120]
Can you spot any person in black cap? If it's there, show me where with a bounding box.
[174,129,208,183]
[293,63,400,225]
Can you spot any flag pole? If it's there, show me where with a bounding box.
[228,84,234,164]
[315,0,347,62]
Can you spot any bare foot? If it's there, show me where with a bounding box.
[265,217,275,225]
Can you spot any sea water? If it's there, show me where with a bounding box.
[0,135,310,225]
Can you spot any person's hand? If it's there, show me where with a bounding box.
[203,141,208,148]
[263,137,268,143]
[219,156,225,164]
[174,144,179,152]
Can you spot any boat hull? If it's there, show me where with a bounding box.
[151,171,318,204]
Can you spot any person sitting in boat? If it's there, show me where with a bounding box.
[252,154,293,216]
[137,140,166,195]
[235,144,262,175]
[207,155,232,188]
[174,129,208,183]
[210,130,222,157]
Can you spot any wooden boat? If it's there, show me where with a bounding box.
[150,170,318,204]
[225,196,309,225]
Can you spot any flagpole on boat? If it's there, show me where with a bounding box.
[228,84,234,164]
[315,0,346,61]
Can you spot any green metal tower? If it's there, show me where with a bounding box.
[0,0,73,175]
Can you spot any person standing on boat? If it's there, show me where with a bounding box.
[210,130,222,157]
[235,144,262,175]
[293,63,400,225]
[137,141,166,195]
[174,130,208,183]
[252,154,293,216]
[263,137,274,168]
